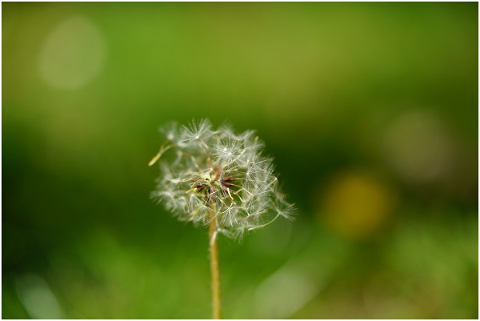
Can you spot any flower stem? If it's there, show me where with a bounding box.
[209,208,222,319]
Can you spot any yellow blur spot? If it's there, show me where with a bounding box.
[320,171,396,240]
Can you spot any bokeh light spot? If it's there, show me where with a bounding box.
[15,274,63,319]
[319,171,396,240]
[38,15,106,90]
[254,263,319,318]
[383,110,452,183]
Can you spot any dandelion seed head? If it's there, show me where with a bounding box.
[151,119,295,239]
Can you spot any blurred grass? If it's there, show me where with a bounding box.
[2,2,478,319]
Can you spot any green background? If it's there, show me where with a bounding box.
[3,2,478,319]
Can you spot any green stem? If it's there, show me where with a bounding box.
[209,208,222,319]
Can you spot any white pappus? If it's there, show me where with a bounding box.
[150,119,295,239]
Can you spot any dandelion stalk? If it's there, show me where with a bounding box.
[150,119,295,318]
[208,206,222,319]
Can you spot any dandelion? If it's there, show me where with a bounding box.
[149,119,295,318]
